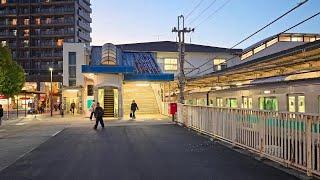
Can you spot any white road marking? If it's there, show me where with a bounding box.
[15,122,26,126]
[52,129,64,137]
[0,129,6,132]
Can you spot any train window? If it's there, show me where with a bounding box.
[227,98,238,108]
[288,96,296,112]
[242,97,253,109]
[209,99,214,106]
[298,96,305,113]
[216,98,223,107]
[259,97,278,111]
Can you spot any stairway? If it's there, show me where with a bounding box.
[104,89,114,117]
[123,83,159,115]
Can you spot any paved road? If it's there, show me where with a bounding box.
[0,124,297,180]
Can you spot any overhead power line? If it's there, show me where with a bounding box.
[195,0,232,28]
[188,0,217,24]
[222,10,320,65]
[230,0,309,49]
[185,0,205,19]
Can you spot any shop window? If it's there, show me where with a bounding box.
[23,40,29,47]
[216,97,223,107]
[12,29,17,36]
[259,97,278,111]
[24,29,29,37]
[164,58,178,71]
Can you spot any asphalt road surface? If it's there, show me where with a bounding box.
[0,124,297,180]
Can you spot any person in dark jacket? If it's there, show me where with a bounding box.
[94,102,105,130]
[130,100,139,119]
[0,104,3,126]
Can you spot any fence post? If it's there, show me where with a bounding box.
[259,111,266,157]
[306,115,312,176]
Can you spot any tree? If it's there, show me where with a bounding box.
[0,46,26,118]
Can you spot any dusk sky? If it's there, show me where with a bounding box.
[91,0,320,48]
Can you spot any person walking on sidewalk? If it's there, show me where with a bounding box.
[70,101,76,115]
[94,102,105,130]
[0,104,3,126]
[89,100,96,121]
[130,100,139,119]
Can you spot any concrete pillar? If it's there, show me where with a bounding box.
[118,86,123,119]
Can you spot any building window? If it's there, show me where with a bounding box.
[291,36,303,42]
[259,97,278,111]
[253,44,266,54]
[279,35,291,42]
[68,66,76,78]
[1,40,6,47]
[68,52,76,65]
[241,51,253,60]
[24,29,29,37]
[266,37,278,47]
[213,58,226,71]
[164,58,178,71]
[35,18,41,25]
[69,79,76,87]
[12,29,17,36]
[226,98,238,108]
[23,40,29,47]
[12,19,17,25]
[1,0,7,4]
[24,18,29,25]
[57,39,64,46]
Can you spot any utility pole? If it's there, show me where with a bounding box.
[172,15,194,104]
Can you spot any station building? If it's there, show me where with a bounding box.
[183,33,320,114]
[62,41,240,118]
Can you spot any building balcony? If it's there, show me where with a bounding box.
[78,20,92,32]
[79,0,92,13]
[78,31,91,42]
[78,9,92,23]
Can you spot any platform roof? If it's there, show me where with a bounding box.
[183,40,320,90]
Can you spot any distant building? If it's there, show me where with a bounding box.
[0,0,92,83]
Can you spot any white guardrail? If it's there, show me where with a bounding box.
[177,104,320,177]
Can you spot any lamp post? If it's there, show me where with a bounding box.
[49,67,53,117]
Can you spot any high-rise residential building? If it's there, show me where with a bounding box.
[0,0,92,86]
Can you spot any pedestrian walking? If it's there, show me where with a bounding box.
[130,100,139,119]
[93,102,105,130]
[70,101,76,115]
[0,104,3,126]
[89,100,96,121]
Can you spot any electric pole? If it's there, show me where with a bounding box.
[172,15,194,104]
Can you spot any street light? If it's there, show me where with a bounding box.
[49,67,53,117]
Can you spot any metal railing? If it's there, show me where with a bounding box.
[177,104,320,177]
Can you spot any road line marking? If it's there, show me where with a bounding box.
[0,129,6,132]
[52,129,64,137]
[15,122,26,126]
